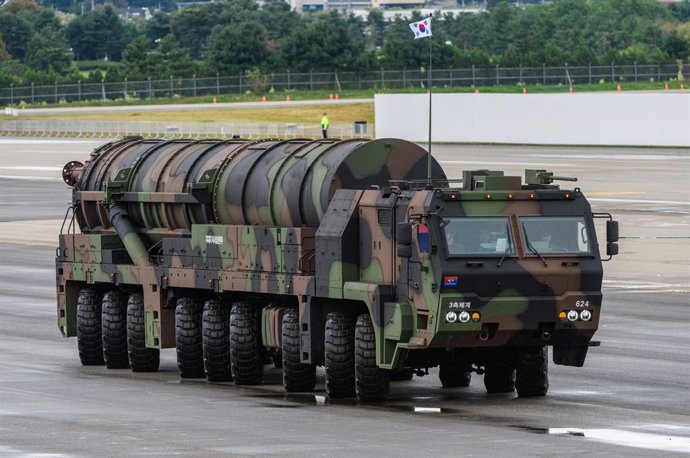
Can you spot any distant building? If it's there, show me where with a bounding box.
[177,0,221,10]
[371,0,425,9]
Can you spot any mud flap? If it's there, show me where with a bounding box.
[553,343,589,367]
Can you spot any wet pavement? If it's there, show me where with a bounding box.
[0,139,688,456]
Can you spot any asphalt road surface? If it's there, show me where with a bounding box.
[0,138,688,457]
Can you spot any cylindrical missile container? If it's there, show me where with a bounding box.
[66,137,447,232]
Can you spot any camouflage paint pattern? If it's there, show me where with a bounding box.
[57,138,609,377]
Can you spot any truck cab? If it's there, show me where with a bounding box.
[378,169,619,396]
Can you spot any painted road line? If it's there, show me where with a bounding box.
[438,161,575,167]
[529,154,689,161]
[547,428,690,454]
[0,220,62,246]
[0,138,100,144]
[589,197,689,205]
[0,175,62,181]
[0,166,63,171]
[603,280,690,289]
[586,191,644,196]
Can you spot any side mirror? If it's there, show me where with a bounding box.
[606,220,619,243]
[606,242,619,256]
[397,244,412,258]
[396,223,412,258]
[397,223,412,245]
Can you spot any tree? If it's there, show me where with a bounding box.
[366,9,385,50]
[145,12,171,42]
[662,31,689,60]
[171,4,225,59]
[0,34,11,61]
[0,12,32,60]
[171,0,258,59]
[150,34,197,77]
[65,6,131,60]
[122,35,151,80]
[206,23,269,75]
[278,11,369,72]
[25,30,72,73]
[1,0,42,15]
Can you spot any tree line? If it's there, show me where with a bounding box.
[1,0,689,89]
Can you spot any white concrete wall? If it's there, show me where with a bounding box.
[375,93,690,147]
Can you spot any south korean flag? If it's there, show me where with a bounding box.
[409,17,432,39]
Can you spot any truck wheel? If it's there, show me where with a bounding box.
[355,314,390,402]
[324,312,355,398]
[126,293,159,372]
[175,298,205,378]
[281,309,316,392]
[102,290,130,369]
[202,299,232,382]
[439,364,472,388]
[229,302,264,385]
[390,368,414,382]
[483,364,516,393]
[77,289,104,366]
[516,347,549,397]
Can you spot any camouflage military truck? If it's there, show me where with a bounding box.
[56,137,619,401]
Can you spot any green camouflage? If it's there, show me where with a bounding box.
[57,137,616,401]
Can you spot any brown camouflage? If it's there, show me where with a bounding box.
[57,137,614,398]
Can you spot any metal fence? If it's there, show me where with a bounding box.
[0,120,372,139]
[1,63,687,106]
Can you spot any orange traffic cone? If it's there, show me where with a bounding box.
[522,87,526,94]
[329,93,333,100]
[569,86,573,93]
[262,95,266,102]
[617,84,622,92]
[335,94,340,100]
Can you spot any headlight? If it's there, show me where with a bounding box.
[458,311,471,323]
[567,310,579,322]
[445,311,457,323]
[580,310,592,321]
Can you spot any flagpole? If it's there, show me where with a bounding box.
[427,14,433,185]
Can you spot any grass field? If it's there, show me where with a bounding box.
[11,103,375,125]
[1,81,685,124]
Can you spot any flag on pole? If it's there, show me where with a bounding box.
[409,17,432,39]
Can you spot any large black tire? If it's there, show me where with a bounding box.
[483,364,516,393]
[516,347,549,397]
[175,298,205,378]
[355,314,390,402]
[439,350,472,388]
[229,302,264,385]
[281,309,316,392]
[324,312,356,398]
[202,299,232,382]
[77,289,104,366]
[390,368,414,382]
[101,290,129,369]
[126,293,160,372]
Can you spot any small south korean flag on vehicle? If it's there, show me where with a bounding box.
[409,17,432,39]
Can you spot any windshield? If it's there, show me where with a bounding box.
[443,217,515,256]
[520,216,592,255]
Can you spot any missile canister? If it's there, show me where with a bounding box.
[66,137,447,232]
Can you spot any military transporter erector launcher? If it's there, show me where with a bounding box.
[56,137,619,401]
